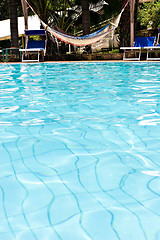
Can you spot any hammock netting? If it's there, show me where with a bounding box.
[25,0,128,47]
[41,12,122,46]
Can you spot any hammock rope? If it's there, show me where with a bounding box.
[24,0,129,46]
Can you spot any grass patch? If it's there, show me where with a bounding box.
[109,49,119,54]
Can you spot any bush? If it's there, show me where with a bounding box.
[138,0,160,29]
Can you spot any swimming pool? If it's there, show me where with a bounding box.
[0,62,160,240]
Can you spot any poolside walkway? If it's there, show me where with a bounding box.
[0,60,160,64]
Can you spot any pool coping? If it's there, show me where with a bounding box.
[0,60,160,64]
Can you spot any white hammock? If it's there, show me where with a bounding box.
[41,10,123,46]
[24,0,129,47]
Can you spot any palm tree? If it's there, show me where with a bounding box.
[8,0,19,47]
[81,0,90,35]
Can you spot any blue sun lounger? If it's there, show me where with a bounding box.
[120,36,156,61]
[19,29,47,62]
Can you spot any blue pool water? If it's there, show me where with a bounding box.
[0,62,160,240]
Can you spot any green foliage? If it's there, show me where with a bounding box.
[0,0,9,20]
[27,0,121,34]
[28,0,78,32]
[138,0,160,29]
[0,0,23,20]
[104,0,120,16]
[109,49,119,53]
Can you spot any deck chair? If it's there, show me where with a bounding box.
[20,29,47,62]
[144,33,160,60]
[120,36,156,61]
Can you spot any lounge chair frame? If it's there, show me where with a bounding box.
[20,48,45,62]
[20,29,47,62]
[144,33,160,60]
[120,47,141,61]
[144,46,160,61]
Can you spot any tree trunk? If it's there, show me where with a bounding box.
[130,0,135,47]
[8,0,19,47]
[21,0,28,30]
[81,0,90,35]
[119,0,138,47]
[119,0,130,47]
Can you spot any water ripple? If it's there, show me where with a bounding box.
[0,62,160,240]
